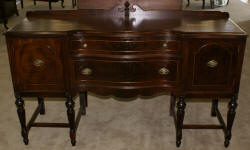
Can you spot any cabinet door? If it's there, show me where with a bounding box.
[11,38,65,92]
[186,39,239,91]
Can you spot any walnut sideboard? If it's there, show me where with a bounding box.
[5,3,247,147]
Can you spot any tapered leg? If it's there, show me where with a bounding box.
[176,95,186,147]
[66,95,76,146]
[224,94,238,147]
[34,0,36,6]
[38,97,45,115]
[211,99,218,117]
[61,0,65,8]
[79,92,87,115]
[187,0,190,6]
[15,95,29,145]
[170,95,176,116]
[202,0,205,9]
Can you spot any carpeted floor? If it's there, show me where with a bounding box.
[0,0,250,150]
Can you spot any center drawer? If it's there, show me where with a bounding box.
[70,38,180,53]
[73,59,180,83]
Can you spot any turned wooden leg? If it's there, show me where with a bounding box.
[211,99,218,117]
[224,94,238,147]
[61,0,65,8]
[15,94,29,145]
[187,0,190,6]
[38,97,45,115]
[79,92,87,115]
[66,95,76,146]
[176,95,186,147]
[170,94,176,116]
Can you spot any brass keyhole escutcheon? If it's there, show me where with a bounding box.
[159,67,170,75]
[163,43,168,48]
[82,43,88,48]
[81,68,92,76]
[207,60,218,68]
[33,59,44,67]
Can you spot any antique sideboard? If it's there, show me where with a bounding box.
[5,2,247,147]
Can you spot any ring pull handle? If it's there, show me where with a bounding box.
[33,59,44,67]
[159,67,170,75]
[81,68,92,76]
[207,60,218,68]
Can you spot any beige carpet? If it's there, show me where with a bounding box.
[0,0,250,150]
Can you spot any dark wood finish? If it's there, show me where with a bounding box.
[176,95,186,147]
[15,94,29,145]
[66,95,76,146]
[225,93,238,147]
[211,99,218,117]
[5,3,247,147]
[14,95,84,145]
[77,0,182,10]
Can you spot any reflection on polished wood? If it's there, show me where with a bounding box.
[5,2,247,147]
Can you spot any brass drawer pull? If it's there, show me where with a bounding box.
[159,67,170,75]
[82,43,88,48]
[81,68,92,76]
[207,60,218,68]
[33,59,44,67]
[163,43,168,48]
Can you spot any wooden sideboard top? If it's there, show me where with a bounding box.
[6,5,247,37]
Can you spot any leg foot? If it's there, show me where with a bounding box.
[15,94,29,145]
[38,97,45,115]
[224,139,230,147]
[176,140,181,147]
[176,95,186,147]
[211,99,218,117]
[66,95,76,146]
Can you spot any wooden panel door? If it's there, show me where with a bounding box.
[10,38,65,92]
[186,39,239,91]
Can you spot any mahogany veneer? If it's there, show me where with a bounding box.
[5,2,247,147]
